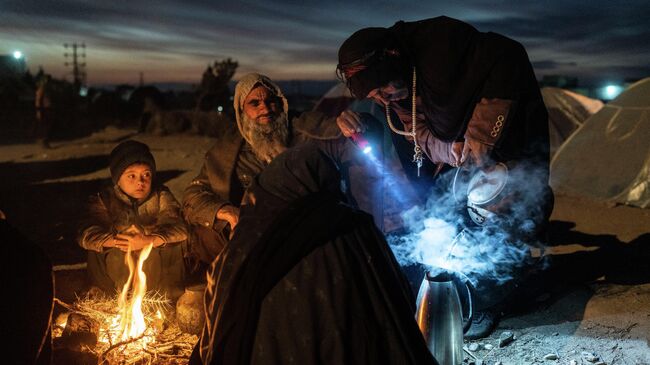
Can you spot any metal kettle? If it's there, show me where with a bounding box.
[415,270,474,365]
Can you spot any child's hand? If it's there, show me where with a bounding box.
[114,232,153,252]
[104,236,130,251]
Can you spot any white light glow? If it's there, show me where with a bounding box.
[12,50,23,59]
[603,85,623,100]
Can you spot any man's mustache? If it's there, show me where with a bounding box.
[257,113,276,120]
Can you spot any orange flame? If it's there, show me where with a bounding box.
[115,242,154,342]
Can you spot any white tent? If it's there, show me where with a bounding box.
[312,83,355,117]
[312,83,384,119]
[551,78,650,208]
[542,87,603,156]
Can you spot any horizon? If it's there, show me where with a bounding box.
[3,1,648,87]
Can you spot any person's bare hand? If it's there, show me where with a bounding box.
[217,205,240,232]
[336,110,366,137]
[461,138,492,167]
[104,236,129,251]
[115,232,152,252]
[450,141,465,167]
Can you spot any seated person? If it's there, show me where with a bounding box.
[2,210,53,364]
[78,140,187,299]
[191,144,435,365]
[182,73,376,269]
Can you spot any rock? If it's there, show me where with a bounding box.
[54,312,70,330]
[582,352,599,362]
[594,362,606,365]
[484,344,493,350]
[543,353,559,360]
[468,343,480,351]
[58,313,99,350]
[498,331,515,347]
[569,360,577,365]
[495,362,502,365]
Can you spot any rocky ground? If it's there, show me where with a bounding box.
[1,126,649,364]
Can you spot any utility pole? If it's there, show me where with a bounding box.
[64,42,86,90]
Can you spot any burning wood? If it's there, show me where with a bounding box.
[54,293,196,364]
[53,243,198,364]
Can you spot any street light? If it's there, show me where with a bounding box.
[13,50,23,59]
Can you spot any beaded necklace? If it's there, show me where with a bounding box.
[384,67,424,176]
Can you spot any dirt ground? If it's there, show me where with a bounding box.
[1,126,649,364]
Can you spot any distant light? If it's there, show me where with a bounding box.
[217,106,223,112]
[13,50,23,59]
[603,84,623,100]
[362,146,372,154]
[79,87,88,97]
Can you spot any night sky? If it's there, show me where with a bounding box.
[1,0,649,86]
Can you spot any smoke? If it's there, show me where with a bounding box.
[388,161,551,289]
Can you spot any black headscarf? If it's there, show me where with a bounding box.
[256,143,343,204]
[337,27,410,99]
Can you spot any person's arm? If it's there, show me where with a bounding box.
[461,36,533,165]
[182,161,239,230]
[77,193,117,252]
[411,119,460,165]
[148,186,189,246]
[462,98,512,165]
[336,108,460,165]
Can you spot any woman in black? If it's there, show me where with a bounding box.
[192,144,436,365]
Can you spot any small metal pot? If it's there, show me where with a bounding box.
[452,162,509,226]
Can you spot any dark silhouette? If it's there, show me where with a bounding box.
[196,58,238,112]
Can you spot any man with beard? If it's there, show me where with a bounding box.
[182,73,372,271]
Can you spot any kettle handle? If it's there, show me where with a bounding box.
[456,273,475,334]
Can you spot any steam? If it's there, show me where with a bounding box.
[388,161,551,288]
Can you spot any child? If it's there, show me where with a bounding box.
[78,140,187,299]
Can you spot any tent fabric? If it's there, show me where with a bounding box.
[312,83,355,117]
[550,78,650,208]
[541,87,603,156]
[312,83,385,119]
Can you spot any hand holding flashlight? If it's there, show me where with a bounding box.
[336,110,366,137]
[337,110,378,154]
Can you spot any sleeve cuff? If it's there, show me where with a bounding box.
[465,98,512,146]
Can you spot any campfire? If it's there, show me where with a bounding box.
[53,243,198,364]
[108,243,159,346]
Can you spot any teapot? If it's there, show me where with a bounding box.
[415,269,475,365]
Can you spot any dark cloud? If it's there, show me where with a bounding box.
[0,0,647,84]
[532,60,578,70]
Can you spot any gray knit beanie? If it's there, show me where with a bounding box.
[109,140,156,184]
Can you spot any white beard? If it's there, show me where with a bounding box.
[241,112,289,164]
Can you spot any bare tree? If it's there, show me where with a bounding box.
[196,58,238,112]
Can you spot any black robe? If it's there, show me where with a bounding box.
[192,144,436,365]
[391,16,550,164]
